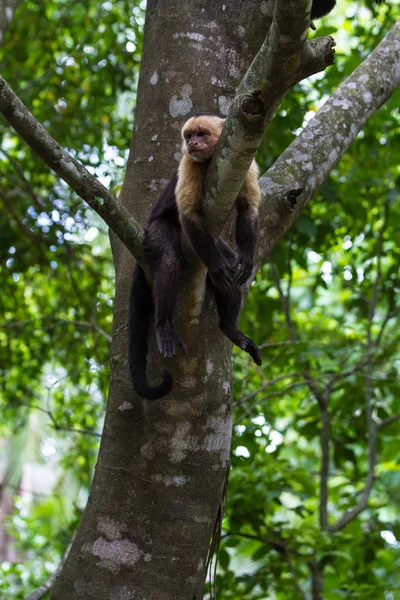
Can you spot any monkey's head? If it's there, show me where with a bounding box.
[181,114,225,163]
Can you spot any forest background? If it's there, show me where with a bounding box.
[0,1,400,599]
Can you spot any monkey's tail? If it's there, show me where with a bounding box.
[128,265,173,400]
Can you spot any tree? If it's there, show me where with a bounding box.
[0,0,19,42]
[0,1,399,598]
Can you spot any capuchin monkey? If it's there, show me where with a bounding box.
[311,0,386,21]
[129,114,262,400]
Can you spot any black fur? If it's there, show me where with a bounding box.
[129,172,261,401]
[311,0,336,20]
[311,0,385,21]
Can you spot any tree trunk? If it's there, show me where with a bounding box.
[0,0,18,42]
[50,2,271,598]
[310,560,324,600]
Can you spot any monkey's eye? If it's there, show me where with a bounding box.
[197,131,204,137]
[185,133,191,140]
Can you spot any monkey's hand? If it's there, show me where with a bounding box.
[208,257,235,291]
[234,255,254,286]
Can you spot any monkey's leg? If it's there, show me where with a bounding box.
[145,222,187,359]
[212,284,262,366]
[153,254,187,358]
[234,199,259,286]
[180,213,235,291]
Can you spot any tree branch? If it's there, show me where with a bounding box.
[377,414,400,430]
[309,559,324,600]
[319,405,330,531]
[284,546,309,600]
[0,315,112,342]
[367,199,390,344]
[328,330,377,532]
[204,0,335,237]
[17,401,101,438]
[25,533,75,600]
[223,531,310,598]
[257,20,400,264]
[327,428,377,533]
[0,76,145,263]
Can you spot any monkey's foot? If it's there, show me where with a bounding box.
[156,326,188,359]
[239,335,262,365]
[220,325,262,366]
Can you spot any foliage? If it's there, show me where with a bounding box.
[218,3,400,599]
[0,0,144,596]
[0,0,400,599]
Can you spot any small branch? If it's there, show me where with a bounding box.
[319,406,330,531]
[269,260,297,342]
[327,427,377,533]
[377,414,400,430]
[25,533,75,600]
[284,546,309,600]
[222,531,313,559]
[257,20,400,265]
[0,315,112,342]
[309,559,324,600]
[367,199,390,344]
[269,257,327,408]
[224,531,310,599]
[0,76,145,263]
[18,401,101,438]
[328,334,377,532]
[235,371,304,405]
[328,409,400,531]
[375,306,400,348]
[234,379,310,425]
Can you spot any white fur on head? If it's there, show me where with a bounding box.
[181,115,225,162]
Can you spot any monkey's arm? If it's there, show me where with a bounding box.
[180,211,235,290]
[235,160,261,286]
[176,159,234,290]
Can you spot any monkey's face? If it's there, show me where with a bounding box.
[183,129,216,162]
[181,115,224,163]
